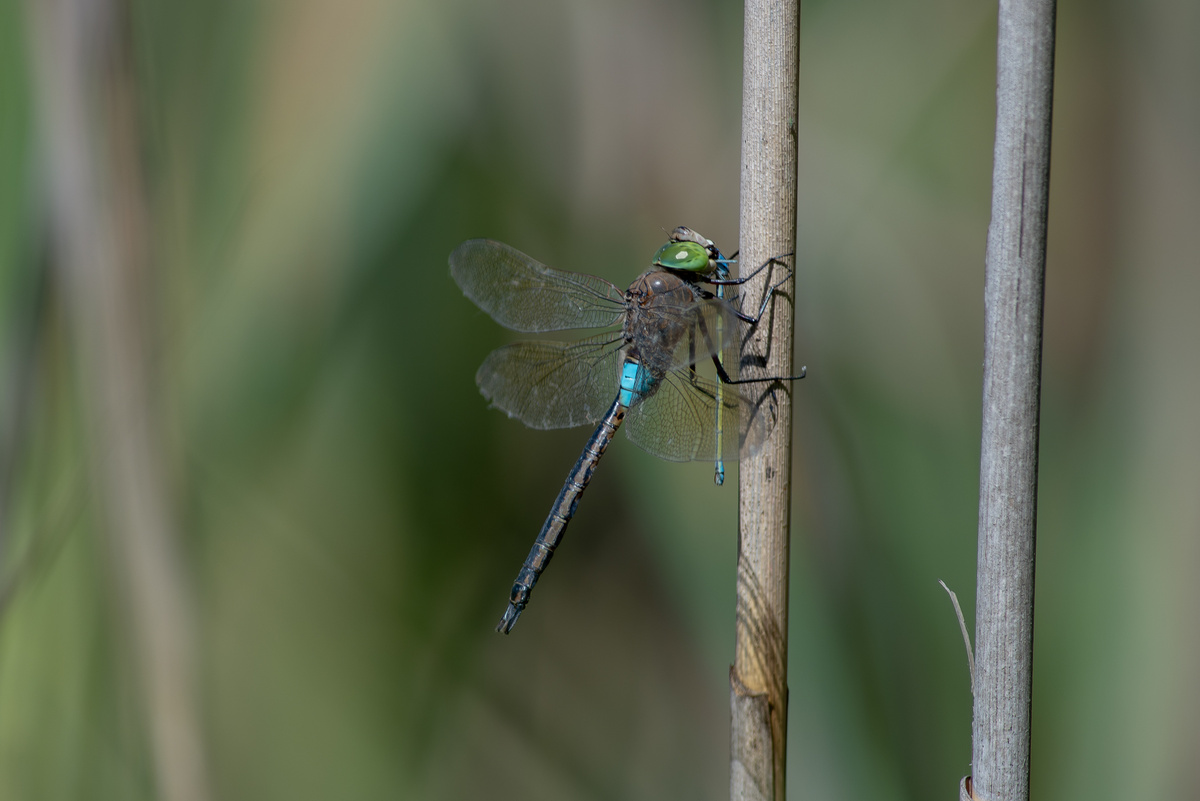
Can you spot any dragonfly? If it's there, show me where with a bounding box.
[450,227,804,633]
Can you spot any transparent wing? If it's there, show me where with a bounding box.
[665,296,750,371]
[450,239,626,332]
[622,368,780,463]
[624,275,749,374]
[475,333,624,430]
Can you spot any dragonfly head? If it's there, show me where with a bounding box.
[652,239,714,275]
[655,226,735,278]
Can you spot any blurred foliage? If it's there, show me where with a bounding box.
[1,0,1198,799]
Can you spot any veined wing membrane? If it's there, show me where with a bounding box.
[623,368,777,462]
[450,240,626,333]
[641,293,749,374]
[476,333,624,430]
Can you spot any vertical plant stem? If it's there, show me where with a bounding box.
[28,2,211,801]
[731,0,800,799]
[971,0,1056,798]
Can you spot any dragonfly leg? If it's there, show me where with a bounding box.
[726,267,795,326]
[705,253,793,288]
[690,276,807,387]
[711,353,807,385]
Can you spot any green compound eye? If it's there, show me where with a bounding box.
[652,240,710,272]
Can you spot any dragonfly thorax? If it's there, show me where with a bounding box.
[623,269,706,379]
[626,269,697,303]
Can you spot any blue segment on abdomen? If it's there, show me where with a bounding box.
[619,360,656,406]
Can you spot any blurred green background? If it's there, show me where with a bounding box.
[1,0,1197,799]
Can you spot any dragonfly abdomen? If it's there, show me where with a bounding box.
[496,395,627,633]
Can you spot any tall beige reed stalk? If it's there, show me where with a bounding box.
[730,0,800,798]
[965,0,1056,798]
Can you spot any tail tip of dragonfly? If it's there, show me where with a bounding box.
[496,604,523,634]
